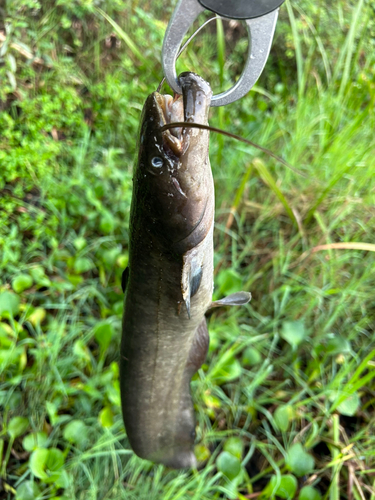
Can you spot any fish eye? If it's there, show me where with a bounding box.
[151,157,163,168]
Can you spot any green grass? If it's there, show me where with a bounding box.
[1,0,375,499]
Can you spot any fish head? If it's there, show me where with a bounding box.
[134,72,213,253]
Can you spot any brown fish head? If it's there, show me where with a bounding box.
[134,72,213,253]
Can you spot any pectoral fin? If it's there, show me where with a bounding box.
[181,253,203,319]
[184,295,191,320]
[190,268,203,298]
[208,291,251,310]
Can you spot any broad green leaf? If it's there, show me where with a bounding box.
[0,322,12,336]
[30,267,51,287]
[337,392,360,416]
[299,485,322,500]
[23,432,48,451]
[30,447,65,483]
[27,308,46,326]
[29,449,49,479]
[16,480,41,500]
[110,361,119,378]
[73,236,87,251]
[63,420,88,446]
[99,211,115,234]
[326,335,351,355]
[223,437,244,460]
[281,321,307,348]
[268,474,298,499]
[274,405,294,432]
[44,448,65,483]
[94,321,114,354]
[0,291,20,319]
[73,340,91,365]
[216,269,243,296]
[0,347,24,367]
[46,400,59,425]
[107,380,121,407]
[74,257,93,274]
[55,469,70,489]
[0,326,12,347]
[102,247,121,269]
[12,274,33,293]
[203,392,221,409]
[113,300,124,315]
[242,347,262,366]
[6,391,22,410]
[8,416,29,438]
[210,357,242,385]
[195,444,211,462]
[216,451,241,480]
[116,254,128,268]
[286,443,315,477]
[99,406,114,428]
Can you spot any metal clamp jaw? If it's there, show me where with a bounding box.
[162,0,284,106]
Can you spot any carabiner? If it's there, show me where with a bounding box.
[162,0,280,107]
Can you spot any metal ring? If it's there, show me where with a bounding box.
[162,0,278,107]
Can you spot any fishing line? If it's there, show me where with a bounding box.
[160,122,306,177]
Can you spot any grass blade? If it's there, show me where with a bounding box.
[226,165,253,230]
[252,158,298,227]
[329,414,340,500]
[216,17,225,89]
[305,164,351,223]
[95,7,149,66]
[337,0,365,101]
[285,0,304,99]
[294,5,332,84]
[311,243,375,253]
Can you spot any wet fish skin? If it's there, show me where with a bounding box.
[120,73,214,469]
[120,72,251,469]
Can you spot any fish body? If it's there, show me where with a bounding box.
[121,73,213,469]
[120,72,251,469]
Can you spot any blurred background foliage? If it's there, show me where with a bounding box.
[0,0,375,499]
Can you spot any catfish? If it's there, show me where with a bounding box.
[120,72,251,469]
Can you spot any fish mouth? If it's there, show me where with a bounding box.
[154,93,185,155]
[154,72,213,156]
